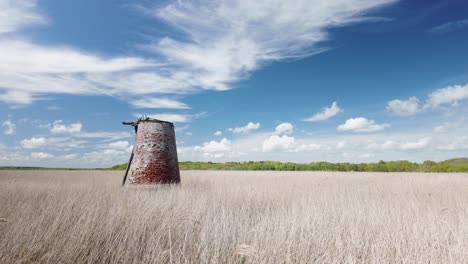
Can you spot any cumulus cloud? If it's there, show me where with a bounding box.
[2,120,16,135]
[303,101,342,121]
[228,122,260,133]
[262,135,295,152]
[337,117,389,132]
[194,138,232,153]
[386,97,420,116]
[49,120,82,134]
[425,84,468,108]
[129,98,189,109]
[214,131,222,136]
[21,137,47,149]
[30,152,54,159]
[20,137,86,149]
[275,123,294,135]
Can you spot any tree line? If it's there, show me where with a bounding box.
[112,158,468,172]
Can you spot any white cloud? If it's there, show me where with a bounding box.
[2,120,16,135]
[433,125,446,133]
[20,137,86,149]
[433,118,464,133]
[47,105,62,111]
[214,131,222,136]
[133,113,193,123]
[75,131,132,140]
[0,90,35,105]
[108,141,130,150]
[386,97,419,116]
[262,135,295,152]
[105,141,133,154]
[381,137,431,151]
[336,141,347,149]
[21,137,47,149]
[275,123,294,135]
[429,19,468,34]
[62,154,78,160]
[81,149,130,167]
[293,143,322,152]
[0,0,397,106]
[425,84,468,108]
[303,101,342,121]
[228,122,260,133]
[337,117,389,132]
[129,97,190,109]
[400,137,432,150]
[0,40,157,105]
[436,136,468,151]
[31,152,53,159]
[149,0,397,92]
[0,2,181,106]
[0,40,153,74]
[194,138,231,153]
[0,0,46,34]
[49,120,82,134]
[6,123,468,166]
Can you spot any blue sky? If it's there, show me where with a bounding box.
[1,0,467,168]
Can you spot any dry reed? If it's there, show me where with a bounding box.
[0,170,467,263]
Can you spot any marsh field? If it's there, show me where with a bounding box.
[0,170,467,263]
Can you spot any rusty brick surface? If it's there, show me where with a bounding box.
[124,119,180,185]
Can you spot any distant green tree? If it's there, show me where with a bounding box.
[112,158,467,172]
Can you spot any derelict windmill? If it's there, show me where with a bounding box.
[122,115,181,185]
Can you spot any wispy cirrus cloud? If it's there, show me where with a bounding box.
[0,0,46,34]
[147,0,397,91]
[0,0,397,106]
[429,18,468,34]
[133,113,194,123]
[129,97,190,109]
